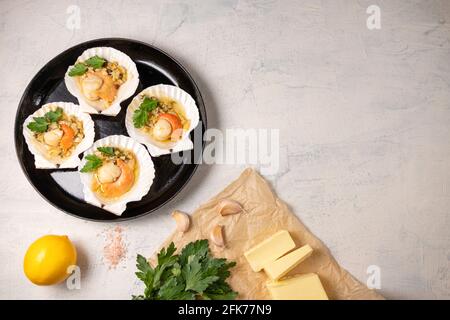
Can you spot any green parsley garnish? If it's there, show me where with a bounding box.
[84,55,106,69]
[27,107,64,133]
[132,97,159,128]
[68,63,88,76]
[68,55,106,77]
[133,240,238,300]
[44,107,63,123]
[27,117,49,133]
[80,154,103,173]
[97,146,115,156]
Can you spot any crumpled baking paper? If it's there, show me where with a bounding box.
[151,168,384,300]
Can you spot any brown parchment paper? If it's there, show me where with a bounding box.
[151,168,384,300]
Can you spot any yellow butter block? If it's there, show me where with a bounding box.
[267,273,329,300]
[244,230,296,272]
[264,244,313,280]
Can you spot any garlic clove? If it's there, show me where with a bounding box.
[217,199,243,216]
[210,225,225,247]
[171,210,190,233]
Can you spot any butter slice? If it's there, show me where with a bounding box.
[244,230,295,272]
[267,273,328,300]
[264,244,313,280]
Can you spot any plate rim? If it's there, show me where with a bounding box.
[14,37,207,222]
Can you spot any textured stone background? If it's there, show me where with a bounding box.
[0,0,449,299]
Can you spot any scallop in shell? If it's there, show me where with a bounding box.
[125,84,200,156]
[22,102,95,169]
[78,135,155,215]
[64,47,139,116]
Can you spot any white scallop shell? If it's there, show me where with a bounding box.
[125,84,200,156]
[22,102,95,169]
[64,47,139,116]
[79,135,155,215]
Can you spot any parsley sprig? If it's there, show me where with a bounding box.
[133,240,238,300]
[68,55,106,76]
[132,97,158,128]
[80,154,102,173]
[84,56,107,69]
[68,63,87,76]
[97,146,115,156]
[80,147,117,172]
[27,107,63,133]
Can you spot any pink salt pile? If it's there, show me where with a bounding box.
[103,226,127,269]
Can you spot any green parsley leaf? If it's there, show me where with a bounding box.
[68,63,88,76]
[132,108,148,128]
[84,55,106,69]
[157,242,176,265]
[27,117,49,133]
[153,259,177,289]
[133,240,238,300]
[80,154,103,173]
[183,255,219,292]
[44,107,63,123]
[157,277,189,300]
[27,107,64,133]
[140,97,158,112]
[203,279,238,300]
[97,147,115,156]
[132,97,159,128]
[135,254,156,299]
[136,254,154,278]
[179,239,209,265]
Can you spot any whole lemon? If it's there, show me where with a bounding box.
[24,235,77,286]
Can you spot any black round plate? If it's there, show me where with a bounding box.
[14,38,207,221]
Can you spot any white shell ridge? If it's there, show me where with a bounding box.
[64,47,139,116]
[22,102,95,169]
[79,135,155,215]
[125,84,200,156]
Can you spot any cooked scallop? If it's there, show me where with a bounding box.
[81,73,103,101]
[43,129,63,147]
[97,161,122,184]
[125,84,200,156]
[79,135,155,215]
[22,102,95,169]
[65,47,139,116]
[153,118,172,141]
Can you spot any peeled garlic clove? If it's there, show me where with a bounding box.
[171,210,190,233]
[217,199,243,216]
[210,225,225,247]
